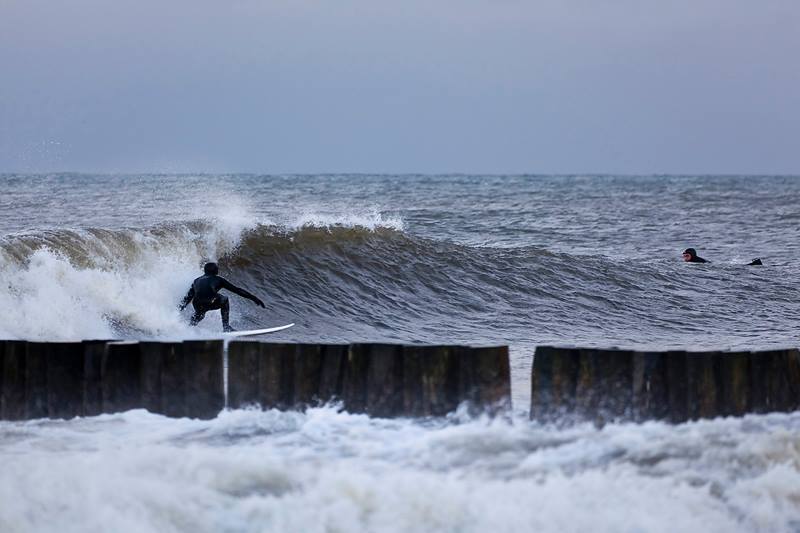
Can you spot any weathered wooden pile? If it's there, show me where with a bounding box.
[531,347,800,423]
[0,340,510,420]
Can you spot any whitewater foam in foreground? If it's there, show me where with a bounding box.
[0,407,798,533]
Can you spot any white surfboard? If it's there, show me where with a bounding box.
[222,323,295,338]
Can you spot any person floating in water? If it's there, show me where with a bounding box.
[682,248,762,266]
[179,262,265,332]
[682,248,708,263]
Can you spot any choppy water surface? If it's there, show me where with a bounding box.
[0,174,798,531]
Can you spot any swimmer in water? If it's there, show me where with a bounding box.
[682,248,763,266]
[682,248,708,263]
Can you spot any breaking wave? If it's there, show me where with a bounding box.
[0,216,795,352]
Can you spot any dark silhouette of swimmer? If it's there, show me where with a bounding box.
[682,248,763,266]
[682,248,708,263]
[179,262,265,332]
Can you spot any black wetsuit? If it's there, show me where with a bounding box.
[684,248,762,265]
[180,274,264,329]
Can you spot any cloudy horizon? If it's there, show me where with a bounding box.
[1,0,798,175]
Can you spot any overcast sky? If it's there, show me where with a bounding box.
[1,0,798,174]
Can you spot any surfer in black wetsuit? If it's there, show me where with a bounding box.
[682,248,708,263]
[682,248,763,266]
[179,262,265,332]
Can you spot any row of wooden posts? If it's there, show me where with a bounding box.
[1,340,798,423]
[0,340,510,420]
[531,346,800,424]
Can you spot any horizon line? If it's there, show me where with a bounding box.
[2,171,800,178]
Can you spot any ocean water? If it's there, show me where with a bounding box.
[1,174,799,532]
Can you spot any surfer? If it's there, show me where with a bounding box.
[179,262,265,332]
[682,248,763,266]
[682,248,708,263]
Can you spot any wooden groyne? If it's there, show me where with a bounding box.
[227,343,510,417]
[0,340,510,420]
[0,340,225,420]
[4,340,797,423]
[531,347,800,424]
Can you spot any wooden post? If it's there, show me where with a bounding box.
[664,351,690,423]
[782,348,800,411]
[0,341,3,419]
[401,344,424,416]
[228,342,294,410]
[530,347,580,422]
[686,352,718,420]
[365,344,404,417]
[259,343,295,409]
[748,350,772,413]
[763,349,800,412]
[319,344,347,403]
[530,346,555,422]
[182,340,224,419]
[159,342,186,417]
[574,349,633,422]
[458,346,511,415]
[228,341,260,409]
[573,348,595,418]
[403,345,460,417]
[136,342,186,417]
[139,341,164,414]
[25,342,48,419]
[342,344,370,413]
[631,351,668,421]
[83,341,109,416]
[46,342,85,419]
[1,341,27,420]
[102,342,142,413]
[713,351,749,417]
[294,344,323,408]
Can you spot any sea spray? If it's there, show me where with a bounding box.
[0,407,798,532]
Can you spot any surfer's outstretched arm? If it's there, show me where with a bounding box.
[179,286,194,310]
[221,278,266,308]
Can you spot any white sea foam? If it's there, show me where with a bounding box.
[0,408,798,533]
[288,209,405,232]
